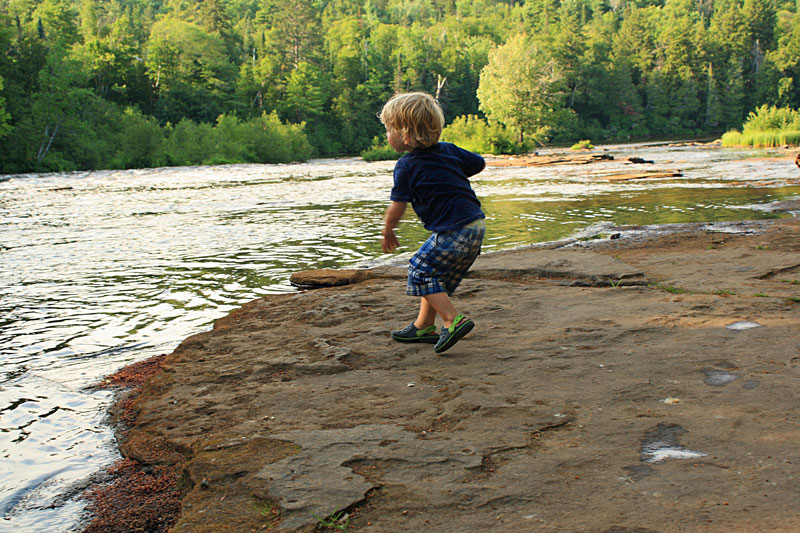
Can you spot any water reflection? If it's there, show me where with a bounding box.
[0,144,798,530]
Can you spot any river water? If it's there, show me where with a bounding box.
[1,143,798,531]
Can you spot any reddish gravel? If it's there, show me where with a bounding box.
[82,354,185,533]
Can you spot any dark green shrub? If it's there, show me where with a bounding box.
[251,112,312,164]
[113,108,166,168]
[164,119,215,166]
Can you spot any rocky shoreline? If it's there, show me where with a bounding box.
[86,217,800,532]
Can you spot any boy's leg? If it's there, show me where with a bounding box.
[426,291,474,353]
[414,297,438,329]
[420,292,461,328]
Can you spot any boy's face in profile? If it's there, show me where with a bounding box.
[386,127,413,153]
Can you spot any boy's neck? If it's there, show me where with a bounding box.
[413,142,438,152]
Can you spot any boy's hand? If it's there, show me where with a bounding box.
[381,201,406,253]
[381,228,399,253]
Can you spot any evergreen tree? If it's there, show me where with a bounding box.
[0,76,12,140]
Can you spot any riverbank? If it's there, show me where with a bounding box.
[84,215,800,532]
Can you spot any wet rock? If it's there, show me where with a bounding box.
[486,153,614,167]
[596,170,683,182]
[623,464,656,481]
[770,199,800,212]
[702,368,740,387]
[726,321,762,331]
[640,423,706,463]
[120,433,186,465]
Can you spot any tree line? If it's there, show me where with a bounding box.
[1,0,798,173]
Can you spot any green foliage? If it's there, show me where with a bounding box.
[779,131,800,145]
[477,34,565,145]
[0,76,11,140]
[2,0,800,173]
[571,139,593,150]
[721,105,800,146]
[164,111,312,166]
[164,119,216,166]
[742,105,800,133]
[720,130,743,146]
[360,136,402,161]
[440,115,523,154]
[313,510,350,531]
[111,108,166,169]
[250,111,313,164]
[651,284,689,294]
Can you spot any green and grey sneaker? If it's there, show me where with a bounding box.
[434,315,474,353]
[391,322,439,343]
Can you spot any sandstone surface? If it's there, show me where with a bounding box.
[111,219,800,532]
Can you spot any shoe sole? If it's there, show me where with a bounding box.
[391,333,439,344]
[434,319,474,353]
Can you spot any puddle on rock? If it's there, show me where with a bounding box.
[623,464,656,481]
[742,379,760,390]
[726,321,763,331]
[640,423,707,464]
[703,368,741,386]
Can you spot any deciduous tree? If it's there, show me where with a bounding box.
[477,33,564,144]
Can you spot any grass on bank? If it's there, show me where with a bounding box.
[721,130,800,147]
[721,105,800,147]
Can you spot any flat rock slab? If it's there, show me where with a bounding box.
[120,220,800,533]
[290,267,405,289]
[594,170,683,181]
[291,249,648,289]
[470,248,647,286]
[486,153,614,167]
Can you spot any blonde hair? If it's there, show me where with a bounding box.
[379,92,445,149]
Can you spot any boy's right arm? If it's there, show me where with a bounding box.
[450,143,485,176]
[381,201,406,253]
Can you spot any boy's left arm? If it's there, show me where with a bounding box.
[381,201,406,253]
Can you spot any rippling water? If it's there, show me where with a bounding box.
[1,143,798,531]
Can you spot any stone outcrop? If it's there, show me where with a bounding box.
[110,220,800,532]
[486,153,615,167]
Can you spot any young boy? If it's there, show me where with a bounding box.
[379,92,486,353]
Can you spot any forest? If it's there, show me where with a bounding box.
[0,0,799,173]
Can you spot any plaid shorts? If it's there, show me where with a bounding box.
[407,219,486,296]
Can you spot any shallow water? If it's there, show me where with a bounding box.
[1,143,798,531]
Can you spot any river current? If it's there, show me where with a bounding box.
[1,143,798,531]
